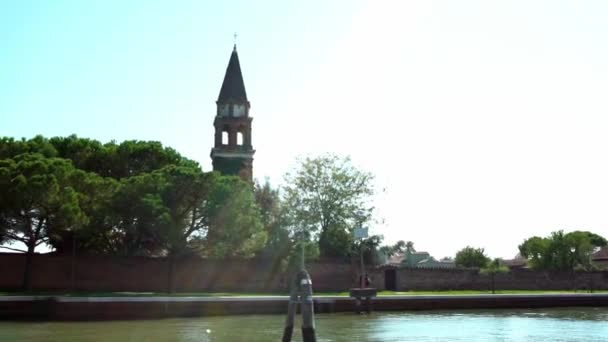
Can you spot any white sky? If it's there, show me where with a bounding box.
[257,1,608,259]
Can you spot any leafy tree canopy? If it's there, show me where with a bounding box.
[71,168,266,259]
[379,240,409,258]
[354,234,385,265]
[454,246,490,268]
[518,230,606,271]
[480,258,509,294]
[203,175,266,258]
[480,258,509,275]
[254,179,292,261]
[1,135,197,179]
[0,153,89,288]
[1,135,267,260]
[283,154,375,258]
[0,154,89,248]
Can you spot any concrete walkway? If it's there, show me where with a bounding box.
[2,293,608,320]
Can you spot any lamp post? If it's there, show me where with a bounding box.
[66,229,76,292]
[353,211,368,288]
[71,231,76,292]
[570,247,576,291]
[350,211,376,313]
[301,239,305,271]
[360,242,364,288]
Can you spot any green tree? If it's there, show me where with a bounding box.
[517,236,549,269]
[0,154,88,289]
[0,135,267,264]
[0,135,58,160]
[151,166,216,292]
[203,175,266,258]
[79,167,228,258]
[355,234,384,265]
[283,154,375,258]
[519,230,606,271]
[379,240,407,258]
[155,166,214,257]
[480,258,509,294]
[255,180,292,262]
[572,231,607,248]
[1,135,212,257]
[455,246,490,268]
[48,135,107,174]
[50,135,196,179]
[1,135,198,179]
[47,168,116,255]
[103,140,196,179]
[100,171,170,256]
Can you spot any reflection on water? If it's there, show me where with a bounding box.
[1,307,608,341]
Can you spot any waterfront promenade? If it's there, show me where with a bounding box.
[2,293,608,320]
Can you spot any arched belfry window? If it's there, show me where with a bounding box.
[237,132,244,146]
[222,131,229,145]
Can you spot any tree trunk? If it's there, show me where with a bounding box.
[22,242,36,291]
[70,235,76,292]
[571,270,576,292]
[491,273,495,294]
[167,256,175,293]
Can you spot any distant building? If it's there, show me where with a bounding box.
[385,249,455,269]
[502,253,528,270]
[385,253,406,266]
[592,246,608,269]
[404,250,431,267]
[416,257,456,269]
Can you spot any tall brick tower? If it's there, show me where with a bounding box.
[210,45,254,181]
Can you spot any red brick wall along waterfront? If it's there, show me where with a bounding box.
[1,253,607,293]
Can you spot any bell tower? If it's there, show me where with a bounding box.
[210,45,255,181]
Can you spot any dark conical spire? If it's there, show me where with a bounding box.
[217,46,248,103]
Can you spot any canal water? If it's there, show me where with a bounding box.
[1,307,607,341]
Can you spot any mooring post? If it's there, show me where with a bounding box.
[300,270,316,342]
[282,269,317,342]
[281,283,298,342]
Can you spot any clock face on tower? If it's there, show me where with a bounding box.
[233,104,245,117]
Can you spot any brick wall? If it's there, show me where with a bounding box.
[371,267,608,291]
[2,253,607,292]
[0,253,359,292]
